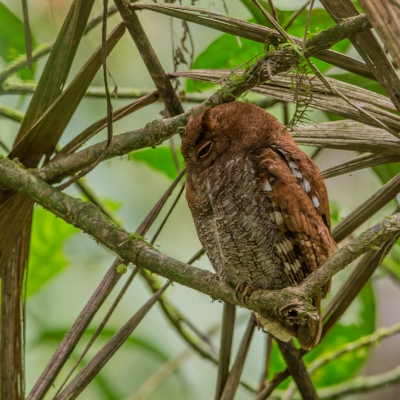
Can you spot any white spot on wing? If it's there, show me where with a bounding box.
[301,179,311,193]
[274,210,283,225]
[312,195,320,209]
[263,180,272,191]
[293,169,303,179]
[288,160,303,179]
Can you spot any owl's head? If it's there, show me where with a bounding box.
[181,102,285,173]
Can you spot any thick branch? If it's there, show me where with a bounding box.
[1,157,400,327]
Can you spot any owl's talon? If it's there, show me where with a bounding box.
[234,283,244,303]
[234,283,253,305]
[242,285,254,305]
[234,286,240,302]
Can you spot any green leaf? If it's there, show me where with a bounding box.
[131,147,184,180]
[0,2,36,80]
[27,206,79,297]
[187,7,351,93]
[186,32,263,93]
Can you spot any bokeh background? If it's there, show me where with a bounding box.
[1,1,400,399]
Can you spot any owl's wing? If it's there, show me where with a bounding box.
[252,146,337,291]
[252,146,337,349]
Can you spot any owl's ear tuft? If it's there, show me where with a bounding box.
[199,107,212,131]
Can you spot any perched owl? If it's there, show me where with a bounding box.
[181,102,337,350]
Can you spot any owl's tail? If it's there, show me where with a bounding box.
[256,313,297,342]
[295,295,323,350]
[257,294,324,350]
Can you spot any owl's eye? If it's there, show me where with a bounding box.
[197,141,213,158]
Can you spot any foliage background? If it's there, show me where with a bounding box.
[1,0,400,399]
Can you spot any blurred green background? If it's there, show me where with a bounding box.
[1,1,400,399]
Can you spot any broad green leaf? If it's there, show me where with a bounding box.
[0,2,36,80]
[28,206,79,297]
[186,31,263,93]
[131,147,184,180]
[187,7,350,93]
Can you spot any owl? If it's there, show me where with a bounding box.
[181,102,337,350]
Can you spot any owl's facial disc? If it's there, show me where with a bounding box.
[197,141,213,159]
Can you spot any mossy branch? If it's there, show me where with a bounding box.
[31,12,373,186]
[1,156,399,327]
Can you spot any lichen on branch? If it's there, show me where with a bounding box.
[0,156,399,328]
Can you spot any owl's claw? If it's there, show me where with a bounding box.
[242,285,254,305]
[234,283,254,305]
[234,283,243,303]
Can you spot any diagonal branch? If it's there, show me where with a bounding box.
[1,157,400,329]
[27,13,381,187]
[114,0,184,117]
[134,3,374,80]
[319,0,400,112]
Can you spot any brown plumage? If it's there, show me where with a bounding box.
[181,102,337,349]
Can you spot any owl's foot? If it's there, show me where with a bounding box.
[234,283,254,305]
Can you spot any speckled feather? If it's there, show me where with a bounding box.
[181,102,337,349]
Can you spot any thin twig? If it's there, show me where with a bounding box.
[150,183,185,245]
[220,317,256,400]
[21,0,32,70]
[215,303,236,399]
[54,283,171,400]
[27,258,125,400]
[283,1,311,30]
[52,266,140,399]
[115,0,184,117]
[257,334,273,394]
[302,0,315,56]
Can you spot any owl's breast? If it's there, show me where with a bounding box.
[189,156,290,290]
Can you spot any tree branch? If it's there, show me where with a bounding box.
[1,157,400,328]
[29,12,376,186]
[134,3,374,80]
